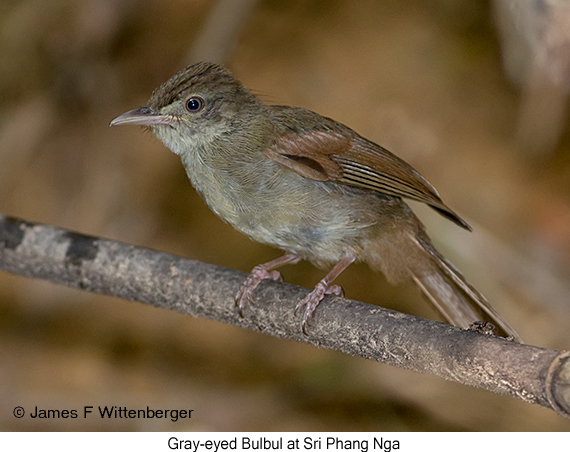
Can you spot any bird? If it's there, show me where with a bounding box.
[111,61,520,341]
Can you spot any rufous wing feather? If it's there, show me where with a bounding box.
[265,128,471,230]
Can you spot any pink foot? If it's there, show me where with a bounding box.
[326,284,344,297]
[294,282,345,335]
[235,265,283,316]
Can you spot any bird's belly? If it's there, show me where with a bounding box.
[184,157,397,265]
[222,183,384,264]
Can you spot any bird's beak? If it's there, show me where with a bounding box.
[110,107,172,127]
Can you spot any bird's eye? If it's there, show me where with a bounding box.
[185,96,205,112]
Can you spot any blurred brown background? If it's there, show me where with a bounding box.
[1,0,570,431]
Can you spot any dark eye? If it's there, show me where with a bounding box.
[185,96,204,112]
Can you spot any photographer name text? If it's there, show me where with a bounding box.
[17,405,193,422]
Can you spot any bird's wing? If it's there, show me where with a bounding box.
[264,129,471,230]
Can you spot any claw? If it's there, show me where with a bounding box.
[235,253,301,316]
[236,253,356,335]
[293,254,356,334]
[326,284,344,297]
[235,266,282,316]
[294,280,332,335]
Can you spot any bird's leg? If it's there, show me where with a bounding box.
[294,253,356,334]
[236,253,301,315]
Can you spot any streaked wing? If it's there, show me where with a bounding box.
[265,128,471,230]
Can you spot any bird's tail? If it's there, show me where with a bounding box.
[409,235,521,342]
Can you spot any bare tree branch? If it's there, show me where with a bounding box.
[0,214,569,419]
